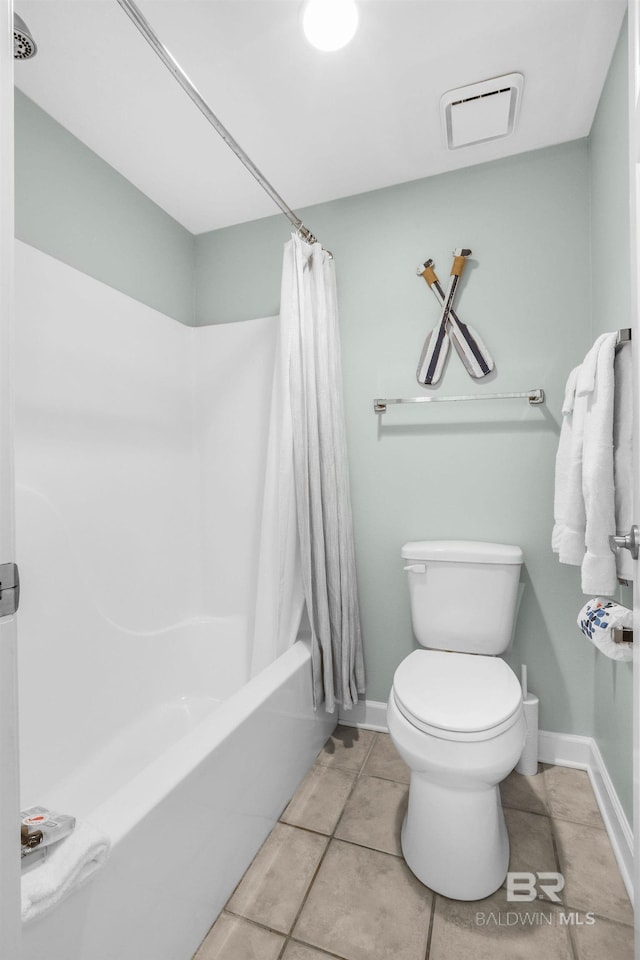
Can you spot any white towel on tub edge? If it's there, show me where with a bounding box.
[22,820,110,923]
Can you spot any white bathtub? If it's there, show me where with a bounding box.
[21,628,334,960]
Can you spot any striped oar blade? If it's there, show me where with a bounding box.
[417,258,494,379]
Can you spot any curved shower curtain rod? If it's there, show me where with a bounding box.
[115,0,326,251]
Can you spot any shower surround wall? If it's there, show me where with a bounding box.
[15,239,279,805]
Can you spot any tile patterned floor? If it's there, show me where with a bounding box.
[193,725,634,960]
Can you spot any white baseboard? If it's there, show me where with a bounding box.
[339,698,388,731]
[339,703,633,901]
[537,729,594,767]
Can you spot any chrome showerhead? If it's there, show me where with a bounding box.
[14,13,37,60]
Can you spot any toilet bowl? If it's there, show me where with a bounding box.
[388,540,526,900]
[388,649,525,900]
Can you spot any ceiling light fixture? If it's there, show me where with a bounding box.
[302,0,359,52]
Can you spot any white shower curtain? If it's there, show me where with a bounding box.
[251,234,365,712]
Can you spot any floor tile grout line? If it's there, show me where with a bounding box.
[222,907,375,960]
[222,906,288,933]
[423,891,436,960]
[501,800,608,834]
[356,771,410,785]
[547,811,570,910]
[546,812,610,831]
[331,833,404,858]
[565,917,581,960]
[287,933,355,960]
[330,730,381,836]
[526,899,616,957]
[283,835,333,940]
[500,800,550,817]
[282,789,407,858]
[223,902,353,956]
[357,727,380,775]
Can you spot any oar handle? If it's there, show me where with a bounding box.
[418,259,438,287]
[451,247,472,277]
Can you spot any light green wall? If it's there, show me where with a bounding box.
[194,142,596,738]
[588,21,633,821]
[14,90,195,326]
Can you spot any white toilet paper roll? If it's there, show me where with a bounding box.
[515,694,539,776]
[577,598,633,662]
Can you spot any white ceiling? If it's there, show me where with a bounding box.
[15,0,626,236]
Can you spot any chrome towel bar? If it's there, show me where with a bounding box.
[616,327,631,348]
[373,389,544,414]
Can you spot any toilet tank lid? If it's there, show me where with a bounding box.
[401,540,523,564]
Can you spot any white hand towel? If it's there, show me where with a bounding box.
[581,333,617,595]
[21,820,110,923]
[577,597,633,662]
[575,332,612,397]
[551,365,581,555]
[613,345,634,581]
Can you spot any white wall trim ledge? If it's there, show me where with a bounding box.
[339,700,633,901]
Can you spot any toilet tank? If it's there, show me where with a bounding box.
[402,540,523,655]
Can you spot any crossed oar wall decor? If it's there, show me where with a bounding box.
[416,248,494,385]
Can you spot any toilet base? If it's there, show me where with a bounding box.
[401,772,509,900]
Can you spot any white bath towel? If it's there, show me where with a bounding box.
[553,339,606,566]
[22,820,110,923]
[613,344,634,582]
[580,333,617,595]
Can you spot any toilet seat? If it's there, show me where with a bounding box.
[392,650,523,742]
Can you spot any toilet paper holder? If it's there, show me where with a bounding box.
[613,627,633,644]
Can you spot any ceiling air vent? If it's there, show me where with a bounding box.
[441,73,523,150]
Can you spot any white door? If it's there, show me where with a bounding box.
[629,3,640,959]
[0,1,21,956]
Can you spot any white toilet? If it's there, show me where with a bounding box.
[387,540,526,901]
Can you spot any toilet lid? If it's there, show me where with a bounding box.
[393,650,522,733]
